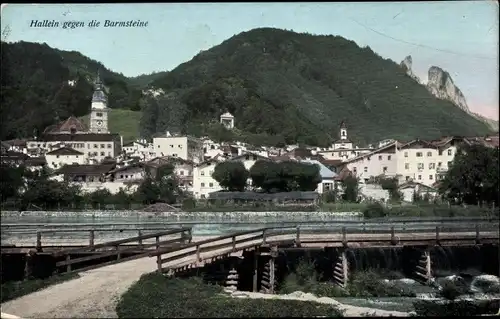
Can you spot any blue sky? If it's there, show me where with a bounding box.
[1,2,498,119]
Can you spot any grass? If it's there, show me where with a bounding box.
[116,272,344,318]
[1,273,80,303]
[80,109,141,143]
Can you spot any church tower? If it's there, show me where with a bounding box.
[89,70,109,134]
[339,120,348,140]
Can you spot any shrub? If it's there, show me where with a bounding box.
[347,270,415,297]
[362,202,386,218]
[116,272,343,318]
[181,197,196,210]
[322,190,337,203]
[413,299,500,316]
[439,280,469,300]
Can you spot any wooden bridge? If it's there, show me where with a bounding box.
[2,218,498,286]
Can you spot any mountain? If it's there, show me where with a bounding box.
[139,28,492,146]
[400,55,498,132]
[2,30,493,146]
[1,41,142,140]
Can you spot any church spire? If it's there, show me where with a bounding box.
[95,69,103,90]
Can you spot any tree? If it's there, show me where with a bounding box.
[212,161,249,191]
[438,144,499,207]
[135,164,181,205]
[342,175,360,202]
[0,164,26,202]
[250,160,322,192]
[378,176,402,202]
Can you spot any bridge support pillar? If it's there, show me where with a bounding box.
[333,249,349,288]
[415,248,432,284]
[225,268,239,292]
[260,246,277,294]
[252,247,259,292]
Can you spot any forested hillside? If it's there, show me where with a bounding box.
[140,28,491,146]
[1,41,142,140]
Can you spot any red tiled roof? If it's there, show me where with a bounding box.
[44,116,88,134]
[46,147,84,156]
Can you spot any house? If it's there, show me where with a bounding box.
[396,139,445,185]
[45,147,85,169]
[55,163,115,183]
[344,142,400,184]
[398,181,438,202]
[301,159,337,194]
[108,162,147,183]
[122,140,155,160]
[153,133,204,164]
[28,115,122,163]
[192,156,224,199]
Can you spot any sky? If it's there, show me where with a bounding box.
[1,2,498,119]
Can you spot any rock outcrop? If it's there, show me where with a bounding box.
[426,66,470,113]
[399,55,420,83]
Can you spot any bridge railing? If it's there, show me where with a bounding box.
[149,223,499,273]
[2,226,187,250]
[51,227,192,274]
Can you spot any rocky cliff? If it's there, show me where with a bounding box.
[399,56,421,83]
[426,66,470,113]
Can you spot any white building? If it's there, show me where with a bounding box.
[343,136,466,187]
[153,134,204,164]
[45,147,85,170]
[220,112,235,129]
[122,140,155,161]
[192,156,224,199]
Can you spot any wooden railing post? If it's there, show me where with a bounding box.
[196,245,201,262]
[390,226,397,245]
[36,231,42,252]
[475,224,480,244]
[232,236,236,251]
[262,229,267,245]
[138,230,143,248]
[89,230,95,249]
[187,229,192,243]
[295,226,301,247]
[66,254,71,272]
[435,226,440,245]
[155,235,162,272]
[342,227,347,247]
[116,244,121,260]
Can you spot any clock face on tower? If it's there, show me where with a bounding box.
[96,120,103,127]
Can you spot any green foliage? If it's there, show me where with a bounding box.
[1,41,142,140]
[438,280,469,300]
[116,273,343,318]
[347,270,416,298]
[362,202,387,218]
[341,175,360,202]
[1,273,79,303]
[378,176,403,202]
[212,161,249,191]
[249,160,322,192]
[135,164,181,205]
[182,197,197,210]
[138,28,491,146]
[413,299,500,317]
[439,144,499,207]
[322,190,338,203]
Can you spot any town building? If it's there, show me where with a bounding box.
[153,132,204,164]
